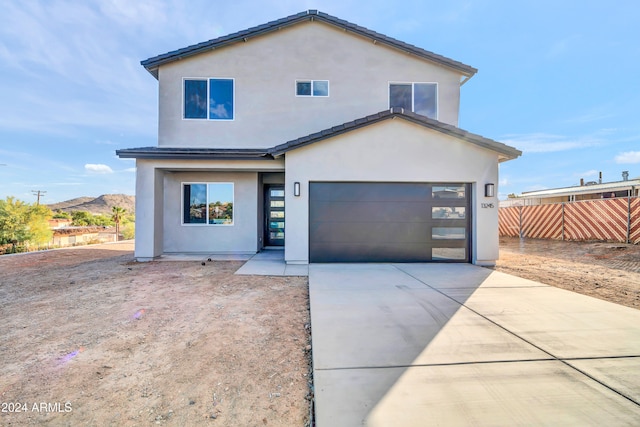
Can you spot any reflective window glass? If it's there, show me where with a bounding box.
[432,207,466,219]
[432,227,466,240]
[432,185,465,199]
[432,248,466,260]
[184,80,207,119]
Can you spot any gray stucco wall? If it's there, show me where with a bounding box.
[162,171,259,254]
[283,119,500,265]
[157,21,464,148]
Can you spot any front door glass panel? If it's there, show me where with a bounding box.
[265,185,285,246]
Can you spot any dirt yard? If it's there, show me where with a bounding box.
[495,237,640,310]
[2,238,639,426]
[0,242,311,426]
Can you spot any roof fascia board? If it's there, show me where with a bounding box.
[270,109,521,160]
[521,180,640,198]
[141,10,477,79]
[116,147,273,161]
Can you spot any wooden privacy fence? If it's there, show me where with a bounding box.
[499,197,640,244]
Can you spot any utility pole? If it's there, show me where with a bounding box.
[32,190,46,205]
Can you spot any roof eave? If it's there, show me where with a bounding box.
[269,108,521,160]
[116,147,273,161]
[140,10,477,79]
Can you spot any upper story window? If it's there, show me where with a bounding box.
[296,80,329,97]
[389,82,437,119]
[184,78,234,120]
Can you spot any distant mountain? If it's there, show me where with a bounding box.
[48,194,135,216]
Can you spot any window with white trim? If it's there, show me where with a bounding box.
[183,183,234,225]
[389,82,437,119]
[296,80,329,97]
[184,78,234,120]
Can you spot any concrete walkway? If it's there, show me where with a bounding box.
[234,249,309,276]
[310,263,640,426]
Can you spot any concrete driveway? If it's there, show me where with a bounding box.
[309,263,640,426]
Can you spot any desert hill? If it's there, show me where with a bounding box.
[48,194,135,216]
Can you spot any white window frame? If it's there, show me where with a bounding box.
[181,182,235,226]
[295,79,330,97]
[388,81,438,120]
[182,77,235,121]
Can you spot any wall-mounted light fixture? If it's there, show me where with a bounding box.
[294,182,301,197]
[484,183,495,198]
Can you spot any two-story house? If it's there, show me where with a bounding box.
[117,10,521,265]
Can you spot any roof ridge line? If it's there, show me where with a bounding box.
[140,10,477,79]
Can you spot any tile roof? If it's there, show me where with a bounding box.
[117,109,521,162]
[141,10,477,79]
[115,147,272,160]
[269,108,522,161]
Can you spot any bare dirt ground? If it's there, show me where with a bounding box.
[0,242,311,426]
[2,239,639,426]
[495,237,640,310]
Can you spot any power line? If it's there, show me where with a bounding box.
[32,190,46,205]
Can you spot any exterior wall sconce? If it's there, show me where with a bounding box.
[485,183,495,198]
[294,182,301,197]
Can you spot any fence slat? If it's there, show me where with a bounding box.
[631,198,640,244]
[498,206,521,237]
[522,204,562,239]
[564,199,628,242]
[499,197,639,244]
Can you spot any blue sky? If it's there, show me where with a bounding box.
[1,0,639,203]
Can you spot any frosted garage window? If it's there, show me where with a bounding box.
[432,227,466,240]
[432,185,465,199]
[432,207,466,219]
[432,248,466,260]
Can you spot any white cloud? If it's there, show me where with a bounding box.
[501,133,603,153]
[614,151,640,164]
[85,164,114,174]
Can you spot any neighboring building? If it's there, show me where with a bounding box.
[502,174,640,207]
[51,227,117,247]
[117,10,520,265]
[48,218,73,229]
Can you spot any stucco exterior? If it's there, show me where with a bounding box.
[157,21,463,149]
[133,158,284,260]
[283,118,500,265]
[119,10,520,264]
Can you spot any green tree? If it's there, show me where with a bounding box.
[52,210,71,219]
[111,206,126,240]
[92,214,114,227]
[25,204,54,248]
[121,221,135,240]
[0,197,52,252]
[71,210,93,226]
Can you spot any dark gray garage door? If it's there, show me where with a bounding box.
[309,182,470,263]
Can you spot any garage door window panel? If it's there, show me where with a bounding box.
[432,207,466,219]
[432,227,466,240]
[432,248,467,260]
[432,185,466,199]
